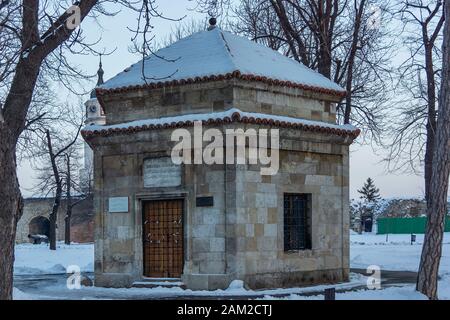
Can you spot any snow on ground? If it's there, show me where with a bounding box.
[14,242,94,275]
[260,286,429,300]
[12,233,450,299]
[13,287,34,300]
[351,232,450,245]
[258,286,427,300]
[14,272,449,300]
[13,273,368,300]
[261,274,450,300]
[350,232,450,274]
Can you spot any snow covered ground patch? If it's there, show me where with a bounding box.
[13,233,450,299]
[262,274,450,300]
[14,242,94,275]
[13,273,367,300]
[13,287,34,300]
[351,232,450,245]
[350,232,450,274]
[259,286,427,300]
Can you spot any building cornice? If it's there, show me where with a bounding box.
[95,71,346,105]
[82,108,360,141]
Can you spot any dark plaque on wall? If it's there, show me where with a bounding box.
[196,196,214,207]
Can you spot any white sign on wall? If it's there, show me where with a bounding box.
[108,197,129,213]
[144,157,181,188]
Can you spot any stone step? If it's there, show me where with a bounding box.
[132,278,186,289]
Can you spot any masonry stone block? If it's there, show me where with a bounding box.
[210,238,225,252]
[193,238,210,253]
[245,224,254,237]
[192,224,215,238]
[264,224,278,237]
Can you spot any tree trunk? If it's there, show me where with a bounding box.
[65,155,72,245]
[423,43,438,206]
[47,130,62,251]
[48,199,60,251]
[49,185,62,250]
[344,0,366,124]
[64,209,71,245]
[424,126,435,206]
[0,0,97,300]
[417,0,450,300]
[0,132,24,300]
[0,42,40,302]
[64,199,72,245]
[316,0,336,79]
[270,0,309,65]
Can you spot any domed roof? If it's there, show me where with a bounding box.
[100,27,344,95]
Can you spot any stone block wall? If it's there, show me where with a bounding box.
[90,82,352,290]
[91,122,350,290]
[233,83,337,123]
[93,127,232,289]
[232,149,348,288]
[99,80,338,126]
[16,197,94,244]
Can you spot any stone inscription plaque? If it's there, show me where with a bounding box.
[108,197,129,213]
[144,157,181,188]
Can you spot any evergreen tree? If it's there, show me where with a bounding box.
[358,178,381,203]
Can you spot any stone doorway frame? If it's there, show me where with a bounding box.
[134,192,188,280]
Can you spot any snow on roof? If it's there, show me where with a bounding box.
[100,27,344,94]
[82,108,359,138]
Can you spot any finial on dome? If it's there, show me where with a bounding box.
[96,54,104,86]
[208,17,217,31]
[91,55,105,98]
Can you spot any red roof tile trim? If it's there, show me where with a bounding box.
[95,70,347,98]
[82,111,360,140]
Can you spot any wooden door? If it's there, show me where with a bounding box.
[143,200,184,278]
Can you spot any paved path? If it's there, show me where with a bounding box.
[351,268,418,285]
[14,268,420,300]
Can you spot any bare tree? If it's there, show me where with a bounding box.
[157,18,208,48]
[0,0,178,300]
[386,0,444,204]
[32,122,81,250]
[30,104,85,247]
[211,0,394,141]
[416,0,449,300]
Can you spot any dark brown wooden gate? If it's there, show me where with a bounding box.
[143,199,184,278]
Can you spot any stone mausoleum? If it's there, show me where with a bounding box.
[82,22,360,290]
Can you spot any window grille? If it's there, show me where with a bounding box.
[284,193,312,251]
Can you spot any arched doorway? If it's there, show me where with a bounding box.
[29,216,50,237]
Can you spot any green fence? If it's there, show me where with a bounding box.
[377,216,450,234]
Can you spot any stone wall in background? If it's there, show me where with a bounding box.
[16,195,94,244]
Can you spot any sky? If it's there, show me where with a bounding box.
[17,0,426,200]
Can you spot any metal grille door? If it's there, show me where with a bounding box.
[143,200,183,278]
